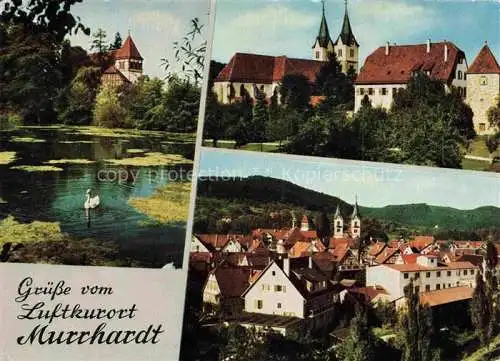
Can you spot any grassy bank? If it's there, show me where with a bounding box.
[129,182,191,224]
[0,215,64,246]
[462,335,500,361]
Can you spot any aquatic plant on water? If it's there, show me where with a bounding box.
[0,151,17,165]
[10,165,64,172]
[0,216,64,246]
[104,152,192,166]
[44,159,96,165]
[10,136,47,143]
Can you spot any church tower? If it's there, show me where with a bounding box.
[114,34,144,83]
[333,0,359,73]
[350,197,361,238]
[333,205,344,239]
[300,215,310,231]
[312,1,334,61]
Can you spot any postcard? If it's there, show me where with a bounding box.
[181,147,500,360]
[0,0,213,360]
[202,0,499,173]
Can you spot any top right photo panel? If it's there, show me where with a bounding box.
[203,0,499,172]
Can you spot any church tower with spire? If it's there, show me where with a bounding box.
[312,1,334,61]
[350,197,361,238]
[333,0,359,73]
[333,204,344,239]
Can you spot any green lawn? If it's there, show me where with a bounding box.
[203,139,282,152]
[464,136,499,158]
[462,158,492,172]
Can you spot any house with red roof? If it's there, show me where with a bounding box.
[96,34,144,87]
[212,1,359,105]
[466,43,500,135]
[354,40,468,112]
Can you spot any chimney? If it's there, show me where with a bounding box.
[426,39,431,53]
[385,42,390,56]
[283,257,290,276]
[444,42,448,62]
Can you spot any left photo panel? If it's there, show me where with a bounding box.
[0,0,214,360]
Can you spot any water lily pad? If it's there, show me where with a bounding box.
[0,215,64,245]
[104,152,192,166]
[0,151,17,165]
[129,182,191,224]
[126,149,147,154]
[10,165,63,172]
[58,140,95,144]
[10,136,46,143]
[45,159,96,165]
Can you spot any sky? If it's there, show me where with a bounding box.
[211,0,500,67]
[198,148,500,210]
[68,0,211,79]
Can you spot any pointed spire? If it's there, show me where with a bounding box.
[351,196,359,218]
[336,0,359,47]
[314,0,332,48]
[334,204,342,218]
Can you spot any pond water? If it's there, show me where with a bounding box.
[0,126,195,268]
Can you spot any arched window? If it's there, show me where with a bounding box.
[458,70,462,80]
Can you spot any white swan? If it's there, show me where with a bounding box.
[84,189,100,209]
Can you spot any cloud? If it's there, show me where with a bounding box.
[213,4,318,60]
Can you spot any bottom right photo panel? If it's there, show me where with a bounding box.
[181,148,499,361]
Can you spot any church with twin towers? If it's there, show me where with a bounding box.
[212,0,358,104]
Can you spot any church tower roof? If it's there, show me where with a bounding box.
[336,0,359,47]
[115,35,143,60]
[351,197,360,218]
[468,43,500,74]
[334,204,342,218]
[313,0,333,48]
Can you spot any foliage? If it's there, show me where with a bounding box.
[250,88,268,142]
[471,270,492,345]
[162,76,201,132]
[338,304,378,361]
[162,17,206,86]
[93,83,130,128]
[315,52,354,110]
[0,112,21,130]
[279,74,312,112]
[109,31,122,50]
[487,95,500,130]
[398,279,440,361]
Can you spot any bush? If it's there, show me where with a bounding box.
[0,113,22,130]
[485,136,498,154]
[93,83,130,128]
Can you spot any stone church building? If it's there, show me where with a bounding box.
[212,1,358,104]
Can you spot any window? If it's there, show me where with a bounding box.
[436,271,441,278]
[360,88,365,95]
[425,285,430,292]
[426,272,431,278]
[458,71,462,80]
[436,284,441,290]
[464,73,467,80]
[456,270,461,276]
[392,88,397,96]
[350,49,354,57]
[277,303,282,309]
[338,49,342,57]
[480,76,488,85]
[414,272,420,279]
[274,285,283,292]
[381,88,387,95]
[404,273,409,279]
[471,270,475,275]
[479,123,486,131]
[272,271,276,276]
[447,271,451,277]
[443,284,446,289]
[256,300,263,309]
[463,87,466,98]
[315,51,320,59]
[448,283,451,287]
[415,286,420,293]
[368,88,374,95]
[337,221,341,226]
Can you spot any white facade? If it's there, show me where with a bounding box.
[115,58,143,83]
[367,258,477,301]
[354,84,406,112]
[313,40,334,62]
[191,235,210,253]
[466,73,500,135]
[203,274,220,305]
[244,262,305,318]
[334,37,359,73]
[213,81,278,105]
[222,239,243,253]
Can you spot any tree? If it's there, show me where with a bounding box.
[280,74,312,112]
[91,28,107,53]
[93,83,129,128]
[250,88,268,142]
[315,52,354,110]
[162,76,201,132]
[121,76,165,128]
[338,304,378,361]
[399,279,440,361]
[487,95,500,130]
[109,31,123,50]
[162,17,206,86]
[471,270,491,345]
[484,239,499,340]
[286,114,330,156]
[203,90,227,147]
[315,211,331,247]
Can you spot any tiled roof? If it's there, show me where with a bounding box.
[409,236,434,250]
[115,35,143,60]
[384,261,476,272]
[368,242,386,257]
[211,267,253,298]
[329,237,356,249]
[289,241,325,258]
[356,41,464,85]
[455,254,483,267]
[335,6,358,47]
[468,44,500,74]
[214,53,324,84]
[196,234,252,250]
[419,286,474,307]
[375,247,399,264]
[349,286,388,302]
[102,65,131,83]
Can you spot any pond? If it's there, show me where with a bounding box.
[0,126,195,268]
